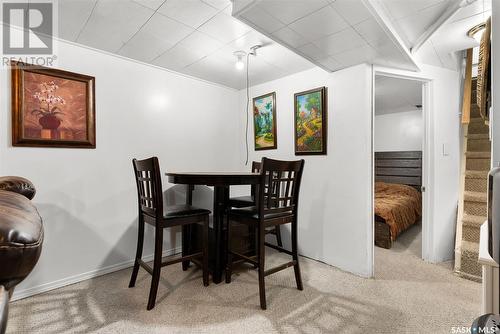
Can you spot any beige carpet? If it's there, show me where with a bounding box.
[7,226,481,333]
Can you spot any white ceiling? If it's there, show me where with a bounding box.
[232,0,492,72]
[55,0,491,89]
[379,0,492,70]
[232,0,419,72]
[375,76,422,115]
[57,0,314,89]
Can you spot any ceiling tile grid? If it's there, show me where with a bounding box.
[57,0,314,89]
[234,0,418,73]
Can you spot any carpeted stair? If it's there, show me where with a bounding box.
[455,79,490,281]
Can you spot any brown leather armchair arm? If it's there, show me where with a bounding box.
[0,176,36,200]
[0,286,8,334]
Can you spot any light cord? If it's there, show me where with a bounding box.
[245,53,250,166]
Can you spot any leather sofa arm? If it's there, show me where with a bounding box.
[0,177,36,200]
[0,286,8,334]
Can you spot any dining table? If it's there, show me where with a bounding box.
[166,171,260,283]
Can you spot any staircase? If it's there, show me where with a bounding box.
[455,79,491,281]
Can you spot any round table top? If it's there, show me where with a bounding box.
[166,171,260,186]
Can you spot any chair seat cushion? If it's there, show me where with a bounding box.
[228,195,254,208]
[164,205,210,219]
[229,206,293,220]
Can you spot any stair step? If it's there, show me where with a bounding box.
[467,133,489,140]
[463,214,486,227]
[465,151,491,159]
[462,240,479,252]
[464,191,487,203]
[467,139,491,152]
[460,240,481,278]
[464,171,488,192]
[468,118,489,134]
[463,224,481,242]
[465,170,488,179]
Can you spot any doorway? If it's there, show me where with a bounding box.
[372,73,429,276]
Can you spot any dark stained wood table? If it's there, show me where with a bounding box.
[166,172,260,283]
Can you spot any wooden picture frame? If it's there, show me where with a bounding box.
[253,92,277,150]
[294,86,327,155]
[11,61,96,148]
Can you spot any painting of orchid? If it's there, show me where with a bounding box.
[294,87,327,155]
[253,92,277,150]
[11,61,95,148]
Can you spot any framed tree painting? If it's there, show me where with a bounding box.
[253,92,277,150]
[294,87,327,155]
[11,61,96,148]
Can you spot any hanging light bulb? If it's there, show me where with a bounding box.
[234,51,246,70]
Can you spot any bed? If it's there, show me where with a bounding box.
[374,151,422,249]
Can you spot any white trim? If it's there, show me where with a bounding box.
[372,69,434,266]
[11,246,182,302]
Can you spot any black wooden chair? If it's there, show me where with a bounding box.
[129,157,210,310]
[228,161,283,248]
[225,157,305,309]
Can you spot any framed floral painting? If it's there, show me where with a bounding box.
[253,92,277,150]
[11,61,96,148]
[294,87,327,155]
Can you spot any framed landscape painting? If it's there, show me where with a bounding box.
[294,87,327,155]
[11,61,96,148]
[253,92,277,150]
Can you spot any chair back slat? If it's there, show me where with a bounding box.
[257,158,305,218]
[133,157,163,218]
[250,161,262,197]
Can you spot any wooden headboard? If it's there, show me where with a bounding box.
[375,151,422,190]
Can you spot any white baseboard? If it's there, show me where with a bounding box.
[11,246,182,302]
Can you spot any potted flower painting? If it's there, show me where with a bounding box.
[32,81,66,138]
[253,92,277,150]
[11,61,96,148]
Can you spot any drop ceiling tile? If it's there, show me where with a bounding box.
[211,45,241,63]
[316,56,343,71]
[198,12,251,43]
[176,31,224,57]
[230,30,273,51]
[271,27,308,48]
[241,4,285,33]
[354,18,392,48]
[184,55,244,88]
[288,5,348,41]
[330,0,372,25]
[452,1,490,22]
[132,0,165,11]
[58,0,97,41]
[118,13,194,62]
[157,0,218,29]
[395,1,451,45]
[334,44,377,66]
[152,45,205,70]
[202,0,231,10]
[382,0,447,20]
[257,0,330,25]
[296,43,329,61]
[76,0,154,52]
[313,27,366,56]
[257,43,313,71]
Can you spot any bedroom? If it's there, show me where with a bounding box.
[373,75,426,271]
